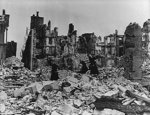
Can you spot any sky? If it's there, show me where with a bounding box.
[0,0,150,58]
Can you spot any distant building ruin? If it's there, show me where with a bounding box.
[143,19,150,55]
[78,33,97,54]
[22,12,78,70]
[22,12,45,69]
[103,30,124,66]
[0,9,9,62]
[6,41,17,58]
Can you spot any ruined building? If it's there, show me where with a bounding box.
[0,10,17,59]
[103,30,124,66]
[0,9,9,62]
[22,11,79,70]
[45,21,56,56]
[143,19,150,55]
[6,41,17,58]
[78,33,96,54]
[48,23,77,56]
[104,30,124,57]
[66,23,77,54]
[123,23,144,80]
[22,12,46,69]
[22,12,62,69]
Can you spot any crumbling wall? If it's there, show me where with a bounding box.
[123,23,143,80]
[143,19,150,55]
[6,41,17,58]
[78,33,96,54]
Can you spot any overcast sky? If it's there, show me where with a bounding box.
[0,0,150,58]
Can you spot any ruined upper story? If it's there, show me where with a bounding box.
[30,11,44,30]
[0,9,9,44]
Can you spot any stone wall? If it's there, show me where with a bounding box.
[123,23,143,80]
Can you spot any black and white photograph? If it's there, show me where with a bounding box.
[0,0,150,114]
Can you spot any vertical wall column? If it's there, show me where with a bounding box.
[124,23,143,80]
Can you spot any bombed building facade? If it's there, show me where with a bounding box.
[22,12,78,70]
[6,41,17,58]
[0,10,17,62]
[0,10,9,62]
[21,11,129,70]
[20,11,150,83]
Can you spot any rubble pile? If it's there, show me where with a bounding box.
[0,66,36,88]
[1,57,150,114]
[75,53,89,62]
[142,60,150,76]
[36,66,52,81]
[4,56,24,68]
[37,58,48,68]
[0,60,150,115]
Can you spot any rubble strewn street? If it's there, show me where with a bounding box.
[0,56,149,115]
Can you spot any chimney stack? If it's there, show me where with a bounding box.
[36,11,39,17]
[3,9,5,15]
